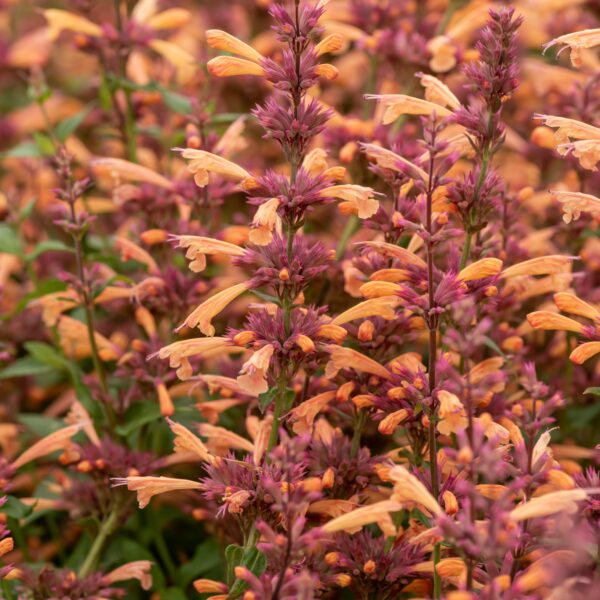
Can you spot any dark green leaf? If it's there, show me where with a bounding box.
[0,356,55,380]
[26,240,74,261]
[55,106,92,142]
[0,224,23,255]
[225,544,244,585]
[160,90,192,114]
[17,414,64,437]
[2,140,42,158]
[2,496,34,519]
[115,402,162,436]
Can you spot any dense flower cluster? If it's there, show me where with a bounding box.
[1,1,600,599]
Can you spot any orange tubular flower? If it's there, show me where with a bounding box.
[177,282,251,336]
[544,28,600,67]
[105,561,153,590]
[112,476,203,509]
[288,390,337,434]
[550,190,600,223]
[177,148,252,188]
[322,500,403,536]
[320,185,380,218]
[236,344,275,396]
[11,423,84,470]
[249,197,282,245]
[436,390,468,436]
[166,418,214,463]
[324,345,392,380]
[153,337,231,380]
[170,235,245,272]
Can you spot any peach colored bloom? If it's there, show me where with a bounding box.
[112,476,202,509]
[437,390,468,436]
[510,489,591,521]
[11,423,84,470]
[154,382,175,416]
[194,579,228,594]
[178,282,250,336]
[106,561,153,590]
[288,390,336,434]
[388,464,443,516]
[322,500,403,536]
[65,401,100,446]
[544,28,600,67]
[526,311,585,334]
[197,423,254,454]
[171,235,245,272]
[331,296,401,325]
[178,148,251,188]
[167,418,213,463]
[320,184,380,218]
[115,237,159,274]
[57,316,120,361]
[253,415,273,465]
[206,29,265,63]
[207,56,266,78]
[501,255,573,278]
[458,258,503,282]
[365,94,453,124]
[91,158,173,189]
[249,198,282,245]
[361,143,429,181]
[356,240,428,269]
[558,139,600,171]
[418,74,461,109]
[570,341,600,364]
[378,409,409,435]
[154,337,231,380]
[237,344,275,395]
[551,191,600,223]
[324,345,392,380]
[43,9,103,39]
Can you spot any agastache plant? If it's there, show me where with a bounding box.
[4,0,600,599]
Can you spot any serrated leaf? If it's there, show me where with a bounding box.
[115,402,162,436]
[0,224,23,256]
[2,496,34,519]
[0,356,55,380]
[225,544,244,586]
[17,414,64,437]
[33,131,55,156]
[3,140,43,158]
[160,89,192,114]
[227,546,266,598]
[25,240,74,261]
[55,106,92,142]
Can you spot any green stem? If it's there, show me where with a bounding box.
[336,215,360,261]
[267,379,288,452]
[113,0,137,161]
[1,579,15,600]
[350,409,367,458]
[78,508,119,578]
[458,231,472,271]
[433,543,442,597]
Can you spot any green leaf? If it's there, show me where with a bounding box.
[24,341,67,370]
[178,539,222,588]
[2,140,43,158]
[32,131,55,156]
[2,496,34,519]
[227,546,266,598]
[0,356,55,380]
[160,89,192,114]
[258,388,278,413]
[115,402,162,436]
[55,106,92,142]
[0,224,23,256]
[483,336,506,358]
[25,240,74,261]
[225,544,244,586]
[584,387,600,396]
[17,414,64,437]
